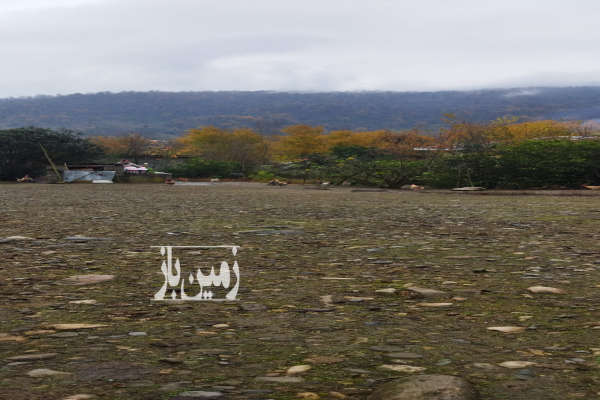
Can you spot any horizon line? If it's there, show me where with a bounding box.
[3,84,600,100]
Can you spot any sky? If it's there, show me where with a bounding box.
[1,0,600,97]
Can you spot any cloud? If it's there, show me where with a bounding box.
[1,0,600,96]
[0,0,102,13]
[503,89,541,98]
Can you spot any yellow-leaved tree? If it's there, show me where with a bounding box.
[178,127,269,173]
[273,125,327,160]
[90,133,151,163]
[488,119,575,144]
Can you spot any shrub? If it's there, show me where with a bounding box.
[166,158,240,178]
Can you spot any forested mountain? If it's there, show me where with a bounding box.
[1,87,600,137]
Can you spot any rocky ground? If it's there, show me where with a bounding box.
[1,183,599,400]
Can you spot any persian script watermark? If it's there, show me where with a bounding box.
[152,245,240,301]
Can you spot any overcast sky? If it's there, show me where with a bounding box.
[1,0,599,97]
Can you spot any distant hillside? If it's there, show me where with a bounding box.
[1,87,600,137]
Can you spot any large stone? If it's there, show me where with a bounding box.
[368,374,477,400]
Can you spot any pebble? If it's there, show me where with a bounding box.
[49,332,80,338]
[128,331,147,336]
[65,235,107,242]
[417,302,453,307]
[62,275,114,286]
[6,353,57,361]
[296,392,320,399]
[240,303,267,312]
[69,300,97,305]
[375,288,397,294]
[499,361,536,369]
[255,376,304,383]
[48,324,109,330]
[378,364,426,373]
[287,365,312,374]
[27,368,71,377]
[24,330,55,336]
[178,391,223,398]
[344,296,374,302]
[385,352,423,359]
[63,395,96,400]
[160,358,184,364]
[472,362,497,370]
[304,355,344,364]
[242,389,273,395]
[0,236,33,243]
[0,334,26,342]
[345,368,371,374]
[565,358,585,364]
[159,382,192,391]
[370,346,406,352]
[487,326,525,333]
[515,369,535,380]
[405,286,446,298]
[368,374,477,400]
[527,286,565,294]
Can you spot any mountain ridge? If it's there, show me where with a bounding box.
[1,87,600,137]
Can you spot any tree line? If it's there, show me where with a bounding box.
[1,118,599,188]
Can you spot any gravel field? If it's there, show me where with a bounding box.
[1,183,599,399]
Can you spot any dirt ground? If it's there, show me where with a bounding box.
[1,183,599,399]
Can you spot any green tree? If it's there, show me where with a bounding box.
[0,127,103,180]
